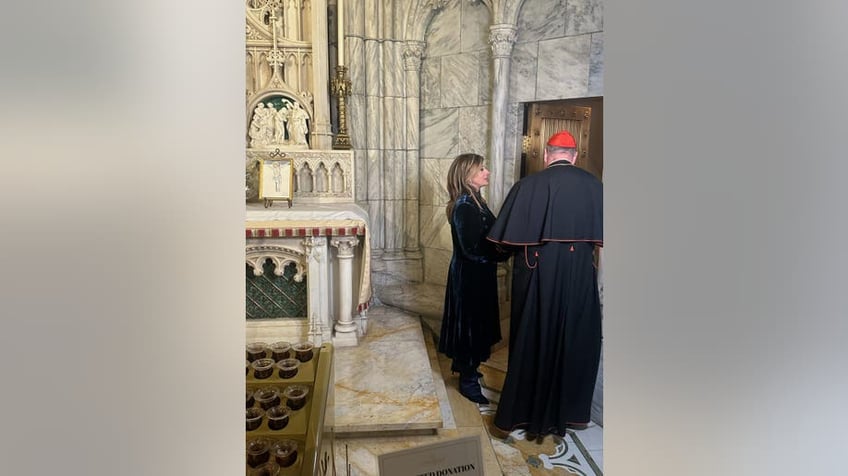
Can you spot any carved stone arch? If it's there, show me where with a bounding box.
[285,52,298,84]
[245,244,307,279]
[403,0,523,35]
[315,161,329,192]
[245,2,275,42]
[301,53,314,101]
[300,51,312,67]
[400,0,522,50]
[248,88,301,112]
[404,0,449,43]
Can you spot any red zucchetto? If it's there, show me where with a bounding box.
[546,130,577,148]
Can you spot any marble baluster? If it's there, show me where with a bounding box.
[331,236,360,346]
[487,24,517,212]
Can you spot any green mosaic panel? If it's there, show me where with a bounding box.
[246,260,307,319]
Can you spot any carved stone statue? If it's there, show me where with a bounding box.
[263,102,276,144]
[249,103,265,148]
[289,102,309,145]
[274,104,289,144]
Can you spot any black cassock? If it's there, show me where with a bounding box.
[438,192,506,372]
[488,161,603,435]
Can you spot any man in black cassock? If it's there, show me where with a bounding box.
[487,130,603,437]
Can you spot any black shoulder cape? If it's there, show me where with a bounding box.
[487,162,603,246]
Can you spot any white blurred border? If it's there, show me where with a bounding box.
[0,1,246,475]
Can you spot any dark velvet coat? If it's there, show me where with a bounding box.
[438,192,508,370]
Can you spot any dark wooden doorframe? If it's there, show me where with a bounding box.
[521,97,604,181]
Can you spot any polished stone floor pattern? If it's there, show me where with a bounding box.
[332,304,603,475]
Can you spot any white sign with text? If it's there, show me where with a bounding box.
[377,435,484,476]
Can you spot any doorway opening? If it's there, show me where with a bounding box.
[521,97,604,181]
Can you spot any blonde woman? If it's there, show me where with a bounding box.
[438,153,509,404]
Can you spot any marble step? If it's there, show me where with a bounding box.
[375,281,445,337]
[332,305,443,437]
[479,362,506,395]
[376,281,511,354]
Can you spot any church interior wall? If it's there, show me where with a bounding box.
[414,0,604,287]
[417,0,493,287]
[244,0,603,302]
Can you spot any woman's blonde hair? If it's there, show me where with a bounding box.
[445,153,485,220]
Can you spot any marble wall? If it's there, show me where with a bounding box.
[340,0,603,287]
[418,0,493,286]
[417,0,604,286]
[243,0,603,291]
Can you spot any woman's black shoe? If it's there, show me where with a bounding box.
[459,373,489,404]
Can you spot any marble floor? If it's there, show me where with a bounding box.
[332,304,604,475]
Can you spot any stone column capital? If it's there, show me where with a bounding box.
[489,24,517,58]
[403,41,426,71]
[303,236,328,259]
[330,236,361,257]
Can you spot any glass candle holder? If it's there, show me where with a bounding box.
[246,342,268,362]
[254,387,281,410]
[251,358,275,379]
[283,384,310,411]
[246,390,255,408]
[246,407,264,431]
[269,341,292,361]
[276,358,300,379]
[292,342,314,362]
[272,439,299,467]
[250,461,280,476]
[246,437,272,467]
[266,405,291,431]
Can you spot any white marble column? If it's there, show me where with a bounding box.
[487,24,517,211]
[403,41,425,255]
[348,0,367,202]
[310,0,333,149]
[331,236,360,346]
[303,236,332,344]
[365,37,386,252]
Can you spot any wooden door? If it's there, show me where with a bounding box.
[525,102,593,176]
